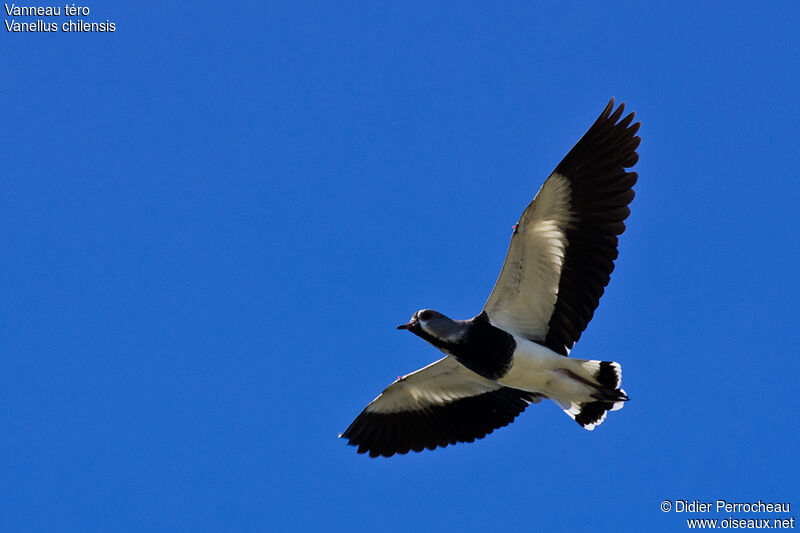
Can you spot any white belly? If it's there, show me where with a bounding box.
[497,336,596,402]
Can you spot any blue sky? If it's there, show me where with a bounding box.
[3,2,799,532]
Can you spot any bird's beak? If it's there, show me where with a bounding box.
[397,321,413,330]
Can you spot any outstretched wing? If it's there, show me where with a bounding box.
[484,99,640,356]
[340,356,543,457]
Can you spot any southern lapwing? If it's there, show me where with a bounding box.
[341,99,640,457]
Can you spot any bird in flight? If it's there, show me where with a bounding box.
[340,99,640,457]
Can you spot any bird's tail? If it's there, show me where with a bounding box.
[552,360,628,431]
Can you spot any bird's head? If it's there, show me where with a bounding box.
[397,309,464,344]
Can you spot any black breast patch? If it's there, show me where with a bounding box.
[447,312,516,380]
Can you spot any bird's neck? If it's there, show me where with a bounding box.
[424,313,517,380]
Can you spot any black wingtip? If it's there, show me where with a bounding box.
[543,98,641,355]
[608,102,625,123]
[603,97,615,117]
[341,388,539,458]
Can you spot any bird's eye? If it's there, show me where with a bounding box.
[418,310,432,321]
